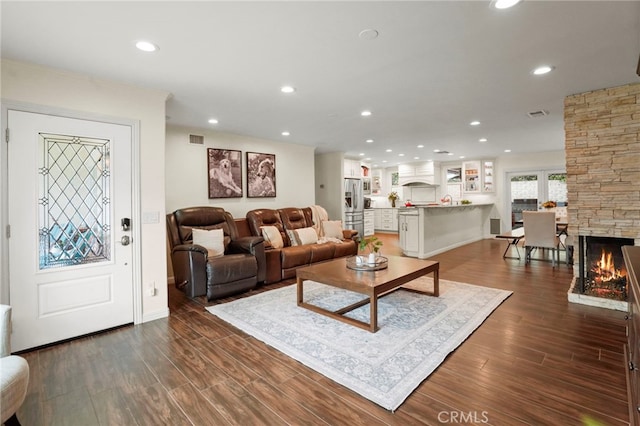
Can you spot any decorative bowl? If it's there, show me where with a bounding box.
[346,255,389,271]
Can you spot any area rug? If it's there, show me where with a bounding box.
[206,277,511,411]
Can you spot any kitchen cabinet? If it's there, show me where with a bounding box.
[374,209,382,229]
[364,210,375,236]
[463,160,495,193]
[398,161,440,186]
[399,211,419,256]
[344,159,371,178]
[483,161,494,192]
[374,208,398,232]
[343,159,360,177]
[463,160,481,193]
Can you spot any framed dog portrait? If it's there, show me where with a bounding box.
[246,152,276,198]
[207,148,243,198]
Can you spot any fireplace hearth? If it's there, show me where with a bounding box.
[575,236,633,301]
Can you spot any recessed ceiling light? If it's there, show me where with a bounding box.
[532,65,554,75]
[417,145,424,148]
[459,156,465,159]
[135,40,158,52]
[365,157,371,161]
[208,118,218,124]
[358,29,379,40]
[504,149,512,153]
[361,110,372,117]
[281,85,296,94]
[433,149,441,153]
[382,160,388,163]
[492,0,523,9]
[479,138,488,142]
[385,149,392,152]
[281,131,290,136]
[398,153,405,157]
[366,139,374,143]
[470,120,481,126]
[447,152,454,156]
[414,157,420,160]
[359,153,365,156]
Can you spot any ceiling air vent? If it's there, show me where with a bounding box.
[189,134,204,145]
[435,150,451,154]
[527,110,549,118]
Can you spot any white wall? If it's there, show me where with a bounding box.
[165,125,316,218]
[314,152,344,220]
[1,59,170,322]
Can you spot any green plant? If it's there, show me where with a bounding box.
[460,199,472,205]
[358,236,383,254]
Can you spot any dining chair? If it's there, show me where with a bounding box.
[523,211,560,267]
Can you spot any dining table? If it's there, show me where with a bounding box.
[499,218,569,260]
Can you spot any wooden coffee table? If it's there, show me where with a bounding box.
[296,255,439,332]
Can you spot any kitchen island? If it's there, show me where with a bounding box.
[397,204,494,258]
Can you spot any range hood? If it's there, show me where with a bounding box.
[400,177,439,186]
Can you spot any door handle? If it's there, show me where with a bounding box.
[119,235,131,246]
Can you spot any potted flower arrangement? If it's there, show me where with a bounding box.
[388,191,399,208]
[358,236,383,265]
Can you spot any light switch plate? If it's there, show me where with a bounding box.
[142,211,160,224]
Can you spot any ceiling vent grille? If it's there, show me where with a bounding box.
[189,134,204,145]
[527,110,549,118]
[435,150,451,154]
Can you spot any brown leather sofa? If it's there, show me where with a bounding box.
[244,207,357,283]
[167,207,266,300]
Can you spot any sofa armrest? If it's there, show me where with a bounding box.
[171,244,208,297]
[229,237,267,284]
[228,236,264,254]
[343,229,358,240]
[0,305,11,357]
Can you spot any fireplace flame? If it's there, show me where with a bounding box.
[592,249,624,283]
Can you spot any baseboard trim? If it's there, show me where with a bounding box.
[142,307,170,323]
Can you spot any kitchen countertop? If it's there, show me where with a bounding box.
[399,203,493,209]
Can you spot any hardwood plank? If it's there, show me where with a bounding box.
[90,387,138,426]
[123,382,192,426]
[168,382,230,425]
[42,388,99,425]
[199,378,289,425]
[244,378,331,425]
[277,374,388,426]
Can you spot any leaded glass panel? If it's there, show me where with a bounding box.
[38,133,111,269]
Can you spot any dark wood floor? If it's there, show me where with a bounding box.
[17,235,629,425]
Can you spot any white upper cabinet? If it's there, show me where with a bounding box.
[398,161,440,185]
[462,159,494,193]
[344,159,370,178]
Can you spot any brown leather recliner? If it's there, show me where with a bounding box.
[167,207,266,300]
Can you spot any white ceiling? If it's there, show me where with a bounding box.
[2,1,639,166]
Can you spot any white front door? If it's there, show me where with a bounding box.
[8,110,134,352]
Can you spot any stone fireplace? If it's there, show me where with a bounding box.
[565,82,640,311]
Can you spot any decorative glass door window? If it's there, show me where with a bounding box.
[38,133,111,269]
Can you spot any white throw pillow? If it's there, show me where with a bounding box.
[291,227,318,246]
[321,220,344,240]
[260,225,284,249]
[192,228,225,258]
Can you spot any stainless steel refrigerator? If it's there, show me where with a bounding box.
[344,178,364,237]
